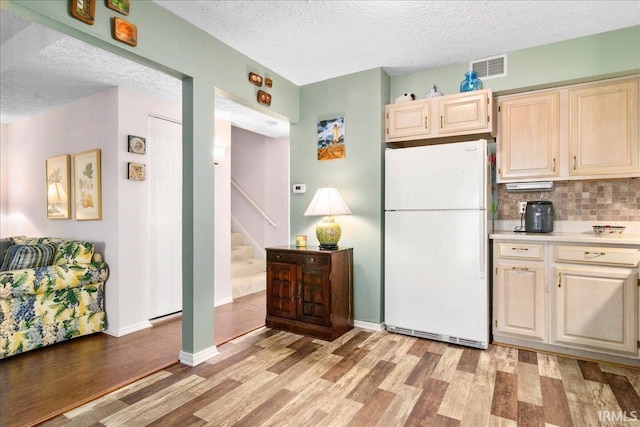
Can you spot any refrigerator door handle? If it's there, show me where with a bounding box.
[479,212,486,277]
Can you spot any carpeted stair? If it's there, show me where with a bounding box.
[231,231,266,298]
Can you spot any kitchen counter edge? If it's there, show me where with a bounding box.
[490,230,640,246]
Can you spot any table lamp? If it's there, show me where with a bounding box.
[304,186,352,250]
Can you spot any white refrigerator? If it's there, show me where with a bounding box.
[384,140,492,349]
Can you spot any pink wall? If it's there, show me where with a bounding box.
[230,127,289,251]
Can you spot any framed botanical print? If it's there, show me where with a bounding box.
[73,149,102,220]
[46,155,71,219]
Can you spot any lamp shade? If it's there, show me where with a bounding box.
[304,187,351,250]
[303,187,352,217]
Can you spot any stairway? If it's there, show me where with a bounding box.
[231,231,266,299]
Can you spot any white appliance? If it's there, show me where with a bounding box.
[384,139,492,349]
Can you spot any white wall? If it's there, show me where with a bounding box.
[214,118,232,306]
[231,128,290,250]
[2,87,182,337]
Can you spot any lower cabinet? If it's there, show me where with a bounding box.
[553,264,637,354]
[265,246,353,341]
[492,239,640,361]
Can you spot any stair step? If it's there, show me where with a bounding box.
[231,258,265,278]
[231,232,244,247]
[232,272,266,299]
[231,245,254,262]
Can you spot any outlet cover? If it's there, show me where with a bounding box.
[518,201,527,214]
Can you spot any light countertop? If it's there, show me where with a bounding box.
[490,230,640,245]
[490,220,640,245]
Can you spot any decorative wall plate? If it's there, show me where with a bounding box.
[128,135,146,154]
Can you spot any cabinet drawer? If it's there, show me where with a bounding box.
[267,251,330,266]
[555,246,639,267]
[497,243,544,260]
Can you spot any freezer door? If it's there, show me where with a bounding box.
[384,210,489,345]
[385,140,487,210]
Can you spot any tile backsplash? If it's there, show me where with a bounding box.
[497,178,640,221]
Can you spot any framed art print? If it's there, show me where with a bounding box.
[128,135,146,154]
[317,116,345,161]
[46,154,71,219]
[74,149,102,220]
[112,17,137,47]
[128,162,146,181]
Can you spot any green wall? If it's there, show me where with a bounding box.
[291,68,389,323]
[391,25,640,99]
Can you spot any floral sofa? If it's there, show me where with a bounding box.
[0,236,108,359]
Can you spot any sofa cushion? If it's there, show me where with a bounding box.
[0,239,11,268]
[0,243,57,271]
[53,240,94,265]
[12,237,63,246]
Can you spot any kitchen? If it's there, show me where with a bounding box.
[383,74,640,366]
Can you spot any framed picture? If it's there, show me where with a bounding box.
[111,17,137,47]
[74,149,102,220]
[105,0,129,15]
[46,155,71,219]
[70,0,96,25]
[317,116,345,161]
[248,72,263,87]
[128,162,146,181]
[128,135,146,154]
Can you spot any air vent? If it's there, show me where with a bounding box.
[470,54,507,80]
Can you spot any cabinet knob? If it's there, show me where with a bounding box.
[276,255,281,259]
[310,257,315,262]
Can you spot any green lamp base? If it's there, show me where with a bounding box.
[316,216,342,250]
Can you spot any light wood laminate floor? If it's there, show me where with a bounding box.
[1,291,266,427]
[43,327,640,426]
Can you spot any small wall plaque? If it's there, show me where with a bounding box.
[265,78,273,88]
[249,72,263,86]
[70,0,96,25]
[112,17,137,47]
[257,90,272,106]
[128,162,146,181]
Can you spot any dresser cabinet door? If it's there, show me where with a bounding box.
[266,262,297,320]
[298,264,331,326]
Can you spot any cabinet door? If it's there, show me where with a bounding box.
[385,100,431,141]
[498,92,560,180]
[266,262,297,320]
[569,79,639,176]
[437,90,491,135]
[553,266,637,354]
[297,264,331,327]
[494,261,546,341]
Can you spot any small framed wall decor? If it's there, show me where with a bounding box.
[265,78,273,88]
[257,90,272,106]
[317,116,346,161]
[70,0,96,25]
[112,17,137,47]
[128,162,146,181]
[106,0,130,15]
[248,72,263,86]
[128,135,146,154]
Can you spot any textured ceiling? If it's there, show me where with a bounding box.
[155,0,640,86]
[2,1,639,139]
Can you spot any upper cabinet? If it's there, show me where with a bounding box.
[498,92,560,180]
[497,75,639,183]
[569,79,639,177]
[386,89,494,145]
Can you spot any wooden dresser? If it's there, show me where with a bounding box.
[265,246,353,341]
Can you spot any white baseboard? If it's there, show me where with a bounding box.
[104,320,153,337]
[179,346,220,367]
[214,296,233,307]
[354,320,385,332]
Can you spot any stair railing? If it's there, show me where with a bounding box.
[231,178,278,227]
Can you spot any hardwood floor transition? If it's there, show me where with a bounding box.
[0,290,266,427]
[39,325,640,427]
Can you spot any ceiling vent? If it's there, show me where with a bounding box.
[470,54,507,80]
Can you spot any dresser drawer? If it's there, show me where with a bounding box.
[267,251,330,266]
[555,246,639,267]
[497,243,544,261]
